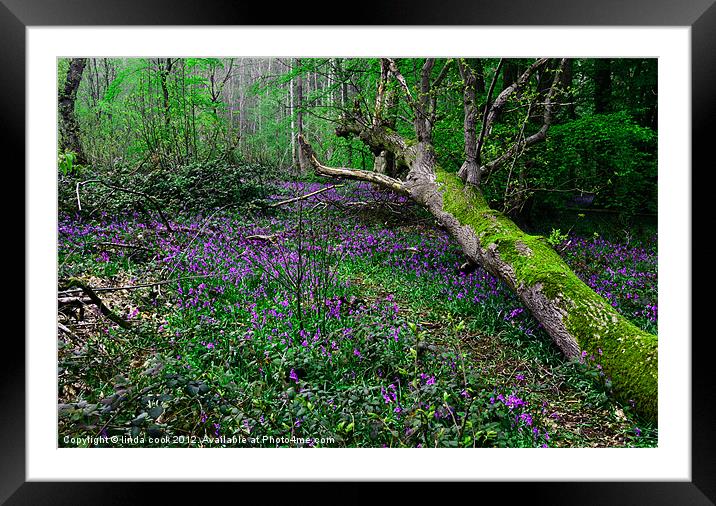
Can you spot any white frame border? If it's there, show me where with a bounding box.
[27,26,690,481]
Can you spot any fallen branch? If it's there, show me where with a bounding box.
[92,282,168,293]
[172,225,217,236]
[57,322,81,342]
[309,201,327,212]
[161,202,238,280]
[269,184,345,208]
[58,296,91,306]
[58,287,84,297]
[298,135,408,196]
[300,125,658,421]
[65,277,131,329]
[95,242,154,252]
[86,273,225,293]
[245,234,277,242]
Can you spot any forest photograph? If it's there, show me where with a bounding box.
[57,57,658,449]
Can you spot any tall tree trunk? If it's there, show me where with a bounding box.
[563,59,576,119]
[338,59,353,165]
[458,59,480,185]
[102,59,114,122]
[238,59,246,152]
[58,58,88,164]
[502,60,517,90]
[298,57,657,422]
[86,58,99,109]
[158,58,173,125]
[372,59,398,177]
[295,58,309,173]
[290,59,297,170]
[594,58,612,114]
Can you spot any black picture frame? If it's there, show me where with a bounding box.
[7,0,712,503]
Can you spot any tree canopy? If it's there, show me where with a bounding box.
[59,57,657,223]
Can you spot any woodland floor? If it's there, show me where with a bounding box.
[57,181,658,448]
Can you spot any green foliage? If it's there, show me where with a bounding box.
[63,57,657,220]
[58,149,82,176]
[546,228,569,248]
[149,159,277,212]
[59,159,280,216]
[74,58,232,168]
[533,111,657,216]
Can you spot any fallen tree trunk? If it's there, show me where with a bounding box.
[418,169,657,423]
[64,278,132,329]
[299,134,657,423]
[296,57,657,423]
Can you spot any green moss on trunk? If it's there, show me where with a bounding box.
[435,171,657,422]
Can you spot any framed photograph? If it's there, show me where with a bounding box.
[8,0,712,502]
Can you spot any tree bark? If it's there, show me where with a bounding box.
[295,58,309,174]
[58,58,88,164]
[458,59,480,185]
[562,59,576,120]
[594,58,612,114]
[372,59,399,177]
[335,58,353,165]
[295,58,657,422]
[290,59,297,169]
[300,134,657,422]
[158,58,173,125]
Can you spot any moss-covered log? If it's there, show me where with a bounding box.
[300,134,657,422]
[297,56,657,422]
[421,170,657,422]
